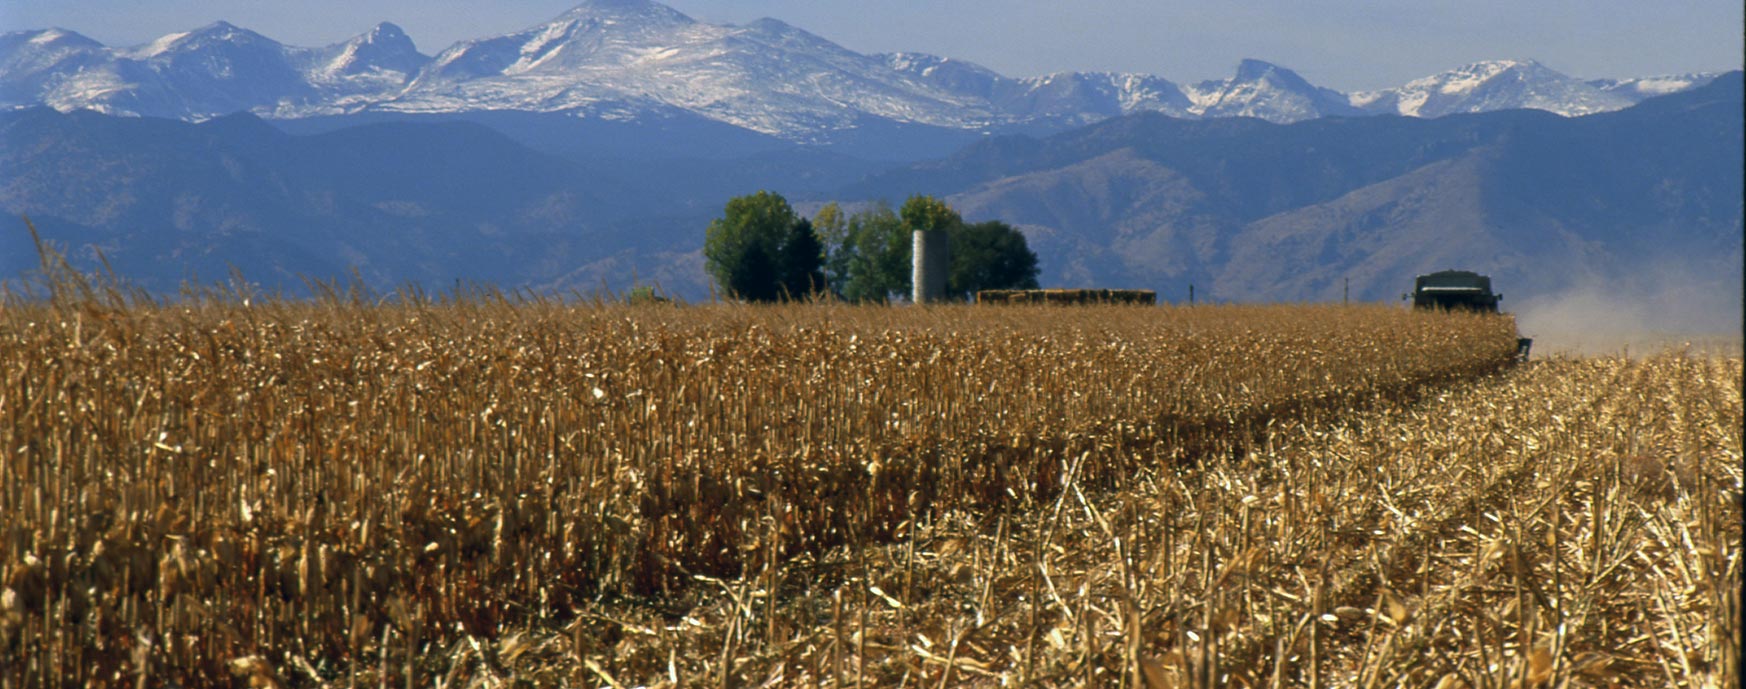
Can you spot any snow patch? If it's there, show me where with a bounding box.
[1347,90,1384,108]
[1621,76,1709,96]
[1397,91,1429,117]
[132,31,191,58]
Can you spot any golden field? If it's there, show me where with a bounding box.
[0,294,1736,687]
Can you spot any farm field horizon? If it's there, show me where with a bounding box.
[0,293,1738,687]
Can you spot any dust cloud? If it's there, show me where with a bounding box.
[1513,261,1743,357]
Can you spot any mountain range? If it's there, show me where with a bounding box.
[859,75,1742,313]
[4,74,1739,323]
[1,0,1722,144]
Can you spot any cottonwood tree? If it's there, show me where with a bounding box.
[703,191,824,302]
[948,219,1040,298]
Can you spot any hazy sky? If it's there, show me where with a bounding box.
[4,0,1741,90]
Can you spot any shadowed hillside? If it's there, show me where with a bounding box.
[851,73,1742,327]
[2,75,1739,316]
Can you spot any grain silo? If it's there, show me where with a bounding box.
[912,230,949,304]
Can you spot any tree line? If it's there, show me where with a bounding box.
[703,191,1039,302]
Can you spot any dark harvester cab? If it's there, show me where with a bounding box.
[1407,270,1501,312]
[1404,269,1532,360]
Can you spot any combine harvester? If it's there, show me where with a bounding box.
[1405,269,1533,360]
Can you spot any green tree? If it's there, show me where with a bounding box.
[813,202,855,291]
[948,220,1040,298]
[704,191,798,302]
[778,218,826,299]
[816,195,1040,303]
[900,194,962,234]
[836,204,909,303]
[813,202,847,245]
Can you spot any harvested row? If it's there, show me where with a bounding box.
[490,352,1739,688]
[0,299,1519,685]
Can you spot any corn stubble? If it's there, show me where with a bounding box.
[0,290,1735,687]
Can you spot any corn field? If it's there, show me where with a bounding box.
[0,291,1736,687]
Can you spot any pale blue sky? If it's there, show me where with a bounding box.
[3,0,1741,90]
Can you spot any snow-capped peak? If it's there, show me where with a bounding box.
[130,31,192,58]
[1,28,107,101]
[2,27,101,56]
[1187,59,1358,122]
[25,28,79,46]
[555,0,695,27]
[176,21,260,46]
[1425,59,1539,94]
[1232,58,1294,83]
[122,21,281,60]
[413,0,708,85]
[360,22,414,46]
[319,22,425,78]
[881,52,1005,96]
[1352,59,1633,118]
